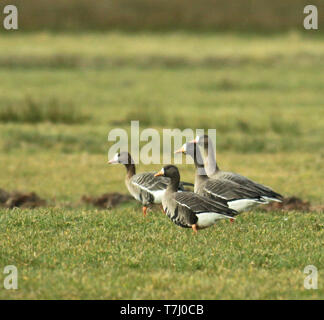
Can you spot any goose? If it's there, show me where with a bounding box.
[175,142,273,213]
[191,135,283,203]
[154,165,238,233]
[108,152,193,216]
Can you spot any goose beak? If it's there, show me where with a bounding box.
[108,159,117,164]
[174,147,185,154]
[189,139,198,144]
[154,170,164,177]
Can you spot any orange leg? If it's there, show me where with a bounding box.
[192,224,198,234]
[142,206,147,217]
[230,218,235,223]
[160,205,165,214]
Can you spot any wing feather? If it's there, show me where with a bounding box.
[203,178,264,201]
[217,172,283,201]
[174,192,237,217]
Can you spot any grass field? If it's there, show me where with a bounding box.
[0,32,323,299]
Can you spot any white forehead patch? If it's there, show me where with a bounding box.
[196,135,200,142]
[113,153,119,162]
[161,168,164,174]
[182,143,187,152]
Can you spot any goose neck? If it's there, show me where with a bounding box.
[125,164,136,179]
[203,141,219,175]
[167,173,180,193]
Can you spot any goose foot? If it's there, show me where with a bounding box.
[230,218,235,223]
[142,206,147,217]
[192,224,198,234]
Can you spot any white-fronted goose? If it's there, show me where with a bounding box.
[154,165,238,233]
[176,142,274,213]
[108,152,193,216]
[192,135,283,203]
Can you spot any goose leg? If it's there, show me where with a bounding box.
[192,224,198,234]
[142,206,147,217]
[230,218,235,223]
[160,205,165,214]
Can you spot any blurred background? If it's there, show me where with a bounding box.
[1,0,324,32]
[0,0,323,204]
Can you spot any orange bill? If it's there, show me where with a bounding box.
[154,170,164,177]
[174,147,185,154]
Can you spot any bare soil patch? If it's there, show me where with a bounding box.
[0,188,46,209]
[263,196,312,212]
[80,192,134,209]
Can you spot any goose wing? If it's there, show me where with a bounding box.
[218,172,283,201]
[203,178,265,202]
[132,172,193,192]
[174,192,237,218]
[131,172,168,192]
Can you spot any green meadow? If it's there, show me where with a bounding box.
[0,32,323,299]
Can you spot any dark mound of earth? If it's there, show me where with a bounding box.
[263,196,310,212]
[81,192,134,209]
[0,188,46,209]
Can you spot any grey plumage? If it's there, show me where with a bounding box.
[156,165,238,231]
[201,178,265,202]
[178,142,275,212]
[108,152,193,214]
[195,134,283,203]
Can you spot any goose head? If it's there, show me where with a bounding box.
[108,151,134,165]
[191,134,210,149]
[175,142,205,171]
[174,142,196,159]
[154,165,179,179]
